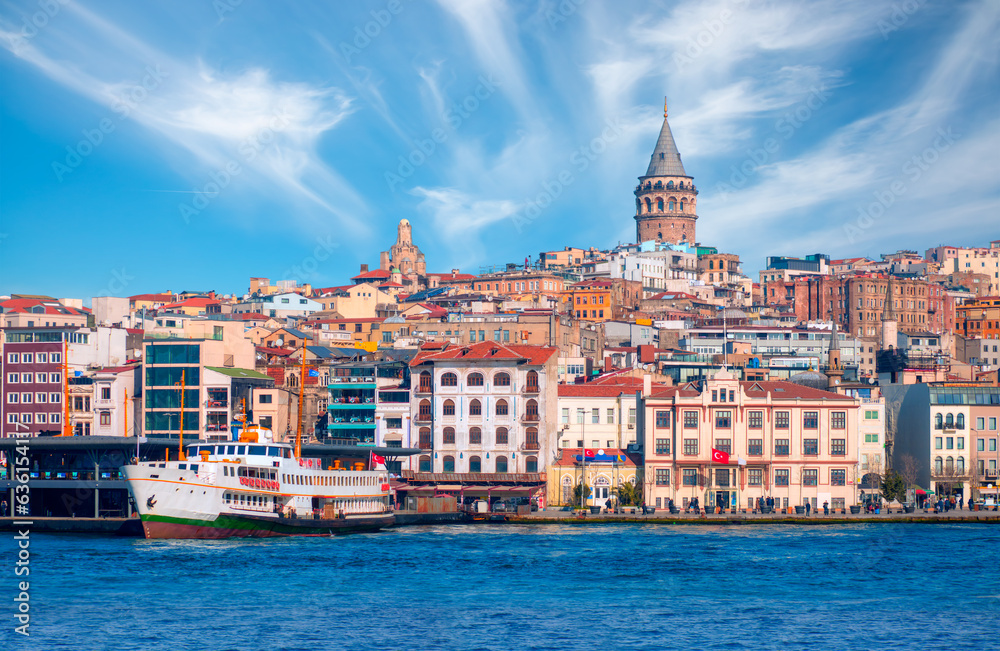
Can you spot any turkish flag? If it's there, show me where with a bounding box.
[711,448,731,464]
[372,453,386,465]
[583,449,596,458]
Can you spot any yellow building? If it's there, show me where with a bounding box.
[546,448,643,508]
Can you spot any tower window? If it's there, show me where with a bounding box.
[659,153,665,160]
[680,201,685,211]
[657,198,664,211]
[668,200,675,211]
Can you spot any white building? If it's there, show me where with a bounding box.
[231,293,322,320]
[408,341,559,475]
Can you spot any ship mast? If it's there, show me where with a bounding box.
[62,339,71,436]
[296,344,306,459]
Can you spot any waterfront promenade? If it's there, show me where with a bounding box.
[513,506,1000,525]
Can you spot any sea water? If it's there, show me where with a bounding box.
[2,523,997,650]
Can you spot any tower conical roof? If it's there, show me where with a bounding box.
[644,106,688,178]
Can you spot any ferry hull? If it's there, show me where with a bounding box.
[140,513,395,539]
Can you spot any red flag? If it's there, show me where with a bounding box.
[371,453,386,465]
[711,448,730,464]
[583,449,596,458]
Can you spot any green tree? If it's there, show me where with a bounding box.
[614,481,643,506]
[572,482,590,506]
[881,470,906,503]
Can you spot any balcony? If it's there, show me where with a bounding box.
[522,385,540,395]
[414,413,433,424]
[520,441,540,451]
[414,385,433,395]
[206,400,228,409]
[520,413,540,423]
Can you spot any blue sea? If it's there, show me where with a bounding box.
[2,523,998,650]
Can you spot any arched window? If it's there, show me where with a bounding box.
[443,399,455,416]
[680,201,685,211]
[945,413,954,428]
[709,260,715,270]
[935,414,943,430]
[946,456,954,474]
[654,180,662,189]
[495,456,508,473]
[494,372,511,387]
[635,198,640,212]
[441,372,458,387]
[418,399,432,420]
[525,399,539,421]
[469,399,482,416]
[495,427,509,445]
[657,232,662,240]
[644,198,651,213]
[934,456,943,474]
[526,427,539,449]
[956,413,965,429]
[469,455,482,472]
[657,198,664,212]
[668,199,676,211]
[525,370,539,392]
[467,373,484,387]
[495,399,509,416]
[418,371,431,392]
[418,427,431,449]
[526,456,538,473]
[469,427,482,444]
[667,180,674,189]
[443,455,455,473]
[419,455,431,472]
[443,427,455,444]
[957,457,965,474]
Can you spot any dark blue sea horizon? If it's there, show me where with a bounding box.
[3,523,998,650]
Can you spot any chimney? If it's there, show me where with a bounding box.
[451,268,460,276]
[360,264,369,274]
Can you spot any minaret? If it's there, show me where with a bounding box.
[826,318,844,388]
[880,275,898,351]
[634,98,698,245]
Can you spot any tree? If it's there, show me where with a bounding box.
[898,453,920,489]
[572,482,590,506]
[881,470,906,503]
[614,480,642,506]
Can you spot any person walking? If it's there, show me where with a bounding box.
[959,496,964,510]
[0,499,7,517]
[805,501,811,515]
[823,500,829,515]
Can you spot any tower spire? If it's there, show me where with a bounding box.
[664,97,668,118]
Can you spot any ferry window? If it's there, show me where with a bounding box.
[227,446,236,455]
[179,464,187,470]
[268,447,280,456]
[249,446,265,455]
[237,446,246,455]
[284,449,292,458]
[190,465,198,473]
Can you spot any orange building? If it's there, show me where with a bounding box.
[956,297,1000,340]
[561,279,641,322]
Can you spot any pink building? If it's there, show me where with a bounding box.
[642,369,860,512]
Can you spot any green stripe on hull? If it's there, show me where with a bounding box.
[139,513,392,538]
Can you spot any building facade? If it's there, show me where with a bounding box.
[408,341,558,476]
[642,369,860,511]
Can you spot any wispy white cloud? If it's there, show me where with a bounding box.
[1,3,369,234]
[411,186,521,267]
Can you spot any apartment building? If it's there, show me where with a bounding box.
[408,341,558,476]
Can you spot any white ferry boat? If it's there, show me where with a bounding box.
[122,425,394,539]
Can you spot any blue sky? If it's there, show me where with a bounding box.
[2,0,998,301]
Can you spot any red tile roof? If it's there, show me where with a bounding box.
[314,285,354,295]
[0,298,89,316]
[646,380,856,401]
[350,269,391,281]
[429,272,477,281]
[234,312,270,321]
[256,346,294,357]
[411,341,558,366]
